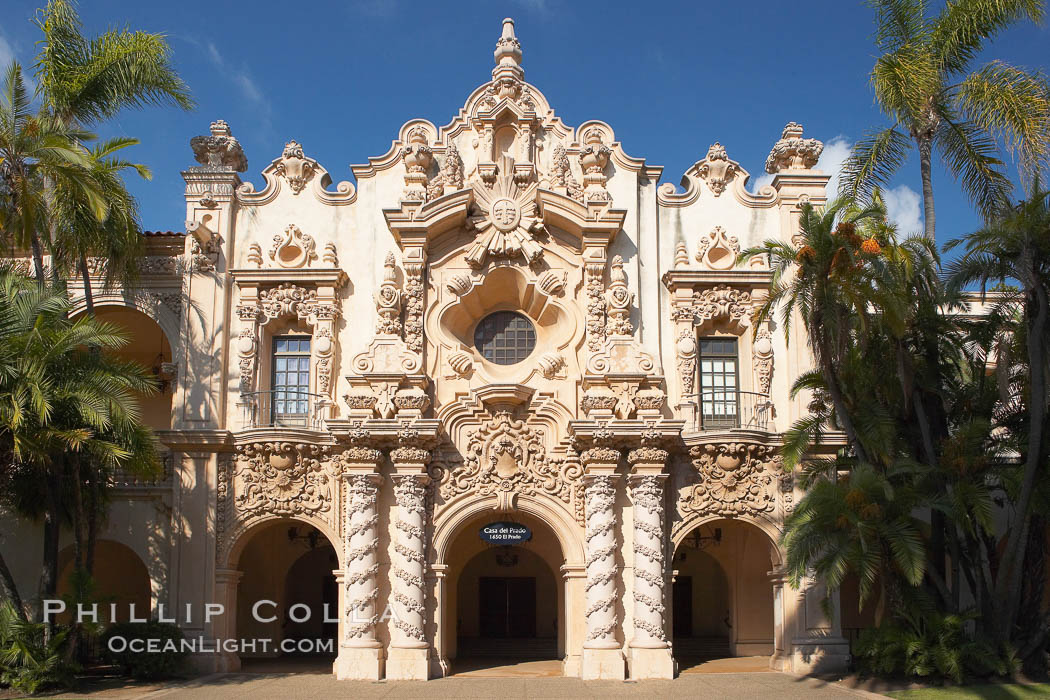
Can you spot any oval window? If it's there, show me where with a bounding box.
[474,311,536,365]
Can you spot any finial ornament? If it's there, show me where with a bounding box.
[765,122,824,173]
[491,18,525,100]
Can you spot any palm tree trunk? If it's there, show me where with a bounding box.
[918,136,936,241]
[0,548,26,620]
[78,254,95,316]
[38,465,62,623]
[995,282,1049,641]
[30,233,46,286]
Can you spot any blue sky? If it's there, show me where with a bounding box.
[1,0,1047,247]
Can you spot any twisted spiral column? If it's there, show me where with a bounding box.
[628,472,668,648]
[583,473,619,649]
[342,472,382,646]
[390,473,429,649]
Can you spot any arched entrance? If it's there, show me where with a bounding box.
[443,510,566,675]
[57,540,151,623]
[672,518,779,673]
[72,306,174,431]
[233,518,339,671]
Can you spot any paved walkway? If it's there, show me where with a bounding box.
[43,671,883,699]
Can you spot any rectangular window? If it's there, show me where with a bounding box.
[271,336,311,426]
[699,337,739,429]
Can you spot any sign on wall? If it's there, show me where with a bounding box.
[479,522,532,544]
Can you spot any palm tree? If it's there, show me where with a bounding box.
[0,271,159,618]
[841,0,1050,239]
[32,0,192,312]
[0,62,104,284]
[741,196,889,464]
[946,180,1050,644]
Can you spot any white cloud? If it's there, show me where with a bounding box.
[205,42,266,109]
[815,135,923,235]
[816,136,852,198]
[882,184,924,236]
[0,32,35,93]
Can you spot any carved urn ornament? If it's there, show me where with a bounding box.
[189,119,248,171]
[401,126,434,201]
[765,122,824,173]
[578,128,612,202]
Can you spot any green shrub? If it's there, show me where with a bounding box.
[0,601,77,694]
[854,610,1018,683]
[101,620,187,680]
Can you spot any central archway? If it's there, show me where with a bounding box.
[671,517,780,673]
[439,506,571,676]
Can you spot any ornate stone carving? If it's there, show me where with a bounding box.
[247,242,263,268]
[445,274,473,297]
[447,351,474,377]
[426,142,465,200]
[342,474,381,644]
[605,255,634,337]
[682,443,781,517]
[400,126,433,201]
[430,411,584,520]
[536,352,565,379]
[275,141,316,194]
[753,323,774,395]
[465,174,543,268]
[578,128,612,202]
[390,474,429,644]
[765,122,823,174]
[403,261,425,354]
[190,119,247,171]
[585,261,606,352]
[322,242,338,267]
[259,284,319,322]
[374,253,402,336]
[629,475,668,645]
[234,442,335,516]
[188,239,215,274]
[269,225,317,268]
[696,226,740,270]
[693,285,752,328]
[698,142,738,197]
[536,270,566,296]
[549,144,583,202]
[674,242,689,269]
[584,474,618,646]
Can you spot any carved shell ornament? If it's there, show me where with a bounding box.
[275,140,316,194]
[465,174,543,268]
[698,142,738,197]
[269,225,316,268]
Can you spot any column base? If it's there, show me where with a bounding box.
[386,646,430,680]
[334,646,384,680]
[788,637,851,675]
[629,645,673,680]
[582,647,625,680]
[562,653,582,678]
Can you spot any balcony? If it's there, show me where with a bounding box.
[696,390,773,432]
[240,390,326,430]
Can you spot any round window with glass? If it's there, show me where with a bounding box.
[473,311,536,365]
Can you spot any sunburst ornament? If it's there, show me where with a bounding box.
[465,173,543,268]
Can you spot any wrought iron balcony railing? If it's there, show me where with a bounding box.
[240,390,325,430]
[696,389,773,432]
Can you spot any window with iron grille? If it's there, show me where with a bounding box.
[699,337,739,428]
[272,336,310,424]
[474,311,536,365]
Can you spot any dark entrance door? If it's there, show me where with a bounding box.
[479,576,537,638]
[673,576,693,637]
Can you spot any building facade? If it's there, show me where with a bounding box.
[5,18,855,681]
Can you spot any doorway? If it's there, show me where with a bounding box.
[479,576,537,638]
